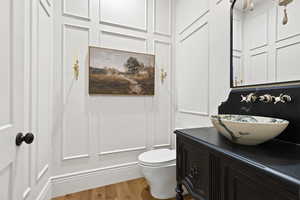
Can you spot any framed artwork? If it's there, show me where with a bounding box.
[89,47,155,95]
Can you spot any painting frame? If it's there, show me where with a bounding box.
[88,46,155,96]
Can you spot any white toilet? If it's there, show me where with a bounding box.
[138,149,176,199]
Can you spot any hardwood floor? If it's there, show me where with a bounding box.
[52,178,192,200]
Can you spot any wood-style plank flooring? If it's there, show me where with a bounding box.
[53,178,192,200]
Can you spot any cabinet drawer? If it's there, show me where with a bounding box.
[177,135,209,199]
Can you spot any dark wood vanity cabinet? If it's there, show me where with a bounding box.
[177,136,210,200]
[221,156,297,200]
[175,128,300,200]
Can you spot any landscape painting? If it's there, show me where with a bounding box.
[89,47,155,95]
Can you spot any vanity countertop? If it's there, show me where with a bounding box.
[175,127,300,185]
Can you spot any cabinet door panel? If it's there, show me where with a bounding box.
[222,158,298,200]
[177,136,209,199]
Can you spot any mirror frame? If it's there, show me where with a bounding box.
[230,0,300,88]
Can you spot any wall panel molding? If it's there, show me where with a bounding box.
[99,0,148,32]
[62,0,91,21]
[178,110,209,116]
[98,146,146,156]
[275,41,300,81]
[179,9,209,35]
[216,0,223,5]
[37,165,49,182]
[61,24,90,161]
[178,21,210,117]
[276,3,300,43]
[153,40,172,148]
[179,21,208,43]
[40,0,51,17]
[153,0,172,37]
[53,0,174,194]
[99,30,148,52]
[51,162,141,198]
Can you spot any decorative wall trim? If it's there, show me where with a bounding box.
[275,7,300,43]
[51,162,142,198]
[178,21,210,118]
[61,24,90,162]
[251,51,267,57]
[153,143,171,148]
[249,12,269,51]
[276,40,300,51]
[35,179,52,200]
[180,21,208,43]
[276,33,300,44]
[62,0,91,21]
[99,0,148,32]
[62,154,90,161]
[0,124,12,131]
[276,35,300,49]
[99,30,148,52]
[153,40,173,148]
[33,162,141,199]
[250,44,268,51]
[275,41,300,81]
[153,0,172,37]
[46,0,52,7]
[37,164,49,182]
[22,187,31,200]
[40,0,51,17]
[179,9,209,35]
[178,110,209,116]
[250,47,268,57]
[216,0,223,5]
[98,146,146,156]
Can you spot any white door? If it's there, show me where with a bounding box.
[0,0,29,200]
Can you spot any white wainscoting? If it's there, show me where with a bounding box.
[176,0,209,35]
[52,0,174,196]
[99,30,148,53]
[153,40,172,148]
[177,21,210,117]
[153,0,172,36]
[61,24,90,161]
[276,42,300,82]
[99,0,148,32]
[240,0,300,84]
[175,0,231,128]
[63,0,90,20]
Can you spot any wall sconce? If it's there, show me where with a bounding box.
[73,57,79,80]
[160,68,167,84]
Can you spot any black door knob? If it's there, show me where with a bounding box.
[16,133,35,146]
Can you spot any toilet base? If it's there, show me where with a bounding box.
[140,164,176,199]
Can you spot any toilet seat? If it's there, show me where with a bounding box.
[138,149,176,167]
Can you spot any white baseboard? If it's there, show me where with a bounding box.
[51,162,143,198]
[36,179,52,200]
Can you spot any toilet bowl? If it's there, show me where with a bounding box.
[138,149,176,199]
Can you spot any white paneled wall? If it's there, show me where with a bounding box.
[175,0,231,128]
[52,0,174,197]
[237,0,300,85]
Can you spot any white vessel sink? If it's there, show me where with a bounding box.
[210,115,289,145]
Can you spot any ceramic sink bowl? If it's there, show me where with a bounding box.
[210,114,289,145]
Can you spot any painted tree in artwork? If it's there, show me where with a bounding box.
[124,57,143,74]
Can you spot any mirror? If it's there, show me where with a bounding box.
[231,0,300,87]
